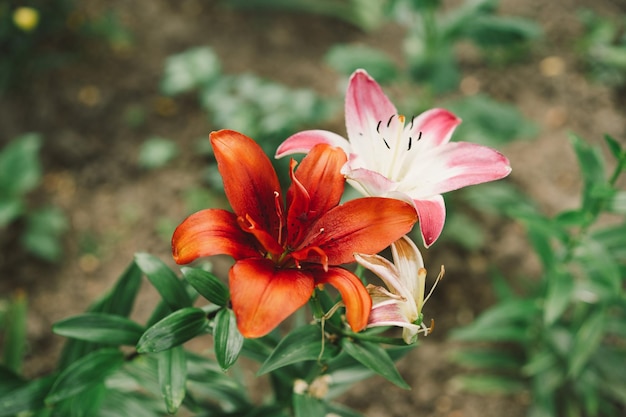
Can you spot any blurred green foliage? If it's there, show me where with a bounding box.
[137,137,179,170]
[223,0,390,31]
[450,134,626,417]
[577,9,626,88]
[0,133,68,261]
[161,46,337,185]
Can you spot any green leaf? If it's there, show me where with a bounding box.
[45,349,124,405]
[137,137,179,169]
[57,261,143,370]
[52,382,107,417]
[570,134,607,209]
[604,134,623,160]
[447,94,536,147]
[464,16,542,48]
[136,307,207,353]
[181,267,229,307]
[2,290,27,374]
[0,133,42,198]
[543,269,574,325]
[214,308,244,371]
[324,44,398,83]
[0,199,23,228]
[293,391,326,417]
[449,348,523,370]
[606,191,626,214]
[340,339,409,389]
[21,206,68,262]
[568,311,606,378]
[0,375,56,417]
[451,374,525,394]
[91,261,143,317]
[135,253,192,310]
[53,313,144,346]
[258,324,338,375]
[161,46,221,95]
[157,346,187,414]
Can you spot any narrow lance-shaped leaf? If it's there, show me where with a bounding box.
[137,307,208,353]
[258,324,339,375]
[135,253,191,310]
[45,349,124,405]
[53,313,145,346]
[3,290,27,374]
[58,260,143,370]
[340,339,410,389]
[214,308,244,371]
[181,267,230,307]
[158,346,187,414]
[0,374,56,417]
[543,269,574,325]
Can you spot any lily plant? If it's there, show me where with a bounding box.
[276,69,512,246]
[172,129,417,338]
[356,235,443,344]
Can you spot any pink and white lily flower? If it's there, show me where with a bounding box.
[354,235,442,344]
[276,69,512,247]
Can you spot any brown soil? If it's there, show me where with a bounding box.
[1,0,624,416]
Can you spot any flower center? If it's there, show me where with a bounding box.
[375,114,422,181]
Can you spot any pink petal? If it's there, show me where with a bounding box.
[275,130,350,158]
[345,69,397,147]
[404,142,512,197]
[344,167,398,197]
[413,195,446,247]
[405,108,461,149]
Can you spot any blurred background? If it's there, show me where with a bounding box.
[1,0,625,416]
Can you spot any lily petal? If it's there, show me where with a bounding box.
[345,70,398,168]
[313,266,372,332]
[390,236,425,301]
[211,130,283,236]
[402,141,512,197]
[275,130,350,158]
[296,197,417,265]
[172,209,260,264]
[404,108,461,149]
[287,144,347,239]
[413,195,446,248]
[229,258,315,338]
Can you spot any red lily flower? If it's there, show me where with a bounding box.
[172,130,417,338]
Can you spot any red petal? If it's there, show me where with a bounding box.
[295,197,417,265]
[314,267,372,332]
[211,130,283,239]
[286,144,346,246]
[172,209,259,264]
[229,258,315,338]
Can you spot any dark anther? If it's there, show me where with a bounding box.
[408,136,412,150]
[376,120,381,133]
[417,131,423,141]
[383,138,391,149]
[410,115,415,130]
[387,114,395,128]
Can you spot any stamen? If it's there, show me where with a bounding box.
[376,120,381,133]
[386,114,395,128]
[274,191,283,245]
[410,115,415,129]
[423,265,445,305]
[382,138,390,149]
[408,136,412,151]
[417,131,422,141]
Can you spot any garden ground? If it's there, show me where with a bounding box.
[1,0,624,416]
